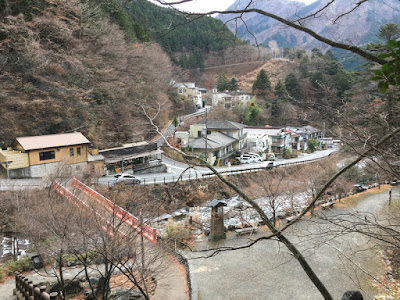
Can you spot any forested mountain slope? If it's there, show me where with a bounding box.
[122,0,240,69]
[0,0,173,147]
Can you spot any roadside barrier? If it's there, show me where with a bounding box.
[108,154,334,187]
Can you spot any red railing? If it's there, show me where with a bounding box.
[71,177,157,243]
[53,181,125,238]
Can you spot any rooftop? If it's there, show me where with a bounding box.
[188,132,236,150]
[14,132,90,151]
[207,120,245,130]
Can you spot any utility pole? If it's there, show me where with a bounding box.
[203,108,208,163]
[1,161,13,179]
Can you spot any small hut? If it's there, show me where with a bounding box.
[206,199,227,242]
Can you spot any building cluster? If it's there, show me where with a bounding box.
[171,81,253,109]
[175,121,325,166]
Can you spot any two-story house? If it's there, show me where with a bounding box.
[243,127,291,154]
[187,120,246,165]
[286,125,321,150]
[212,91,253,109]
[0,132,104,178]
[172,82,203,108]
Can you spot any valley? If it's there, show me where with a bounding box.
[0,0,400,299]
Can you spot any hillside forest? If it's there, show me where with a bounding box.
[0,0,399,151]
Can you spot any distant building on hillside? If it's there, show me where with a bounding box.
[212,91,253,109]
[171,81,205,108]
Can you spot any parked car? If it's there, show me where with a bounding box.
[236,156,254,164]
[114,173,142,185]
[390,179,398,186]
[247,152,263,162]
[265,161,274,169]
[353,184,366,193]
[267,153,276,161]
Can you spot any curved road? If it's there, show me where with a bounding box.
[98,148,337,186]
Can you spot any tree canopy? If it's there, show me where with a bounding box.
[252,69,271,95]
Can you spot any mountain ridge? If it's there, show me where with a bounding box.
[217,0,400,52]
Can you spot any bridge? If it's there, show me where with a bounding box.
[53,177,157,243]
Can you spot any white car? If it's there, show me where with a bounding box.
[236,156,254,164]
[236,154,256,164]
[246,152,263,162]
[114,173,142,185]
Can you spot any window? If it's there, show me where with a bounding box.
[77,147,81,155]
[227,131,233,137]
[198,131,202,137]
[39,150,55,161]
[70,148,74,156]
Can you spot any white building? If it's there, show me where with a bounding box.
[172,81,203,108]
[212,91,253,109]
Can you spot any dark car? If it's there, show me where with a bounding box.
[266,162,274,169]
[353,184,366,193]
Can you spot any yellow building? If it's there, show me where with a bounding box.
[0,132,103,178]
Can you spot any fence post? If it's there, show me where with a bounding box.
[24,277,29,299]
[28,280,33,298]
[154,178,156,185]
[33,284,40,300]
[164,177,166,184]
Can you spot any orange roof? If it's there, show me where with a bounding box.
[15,132,90,151]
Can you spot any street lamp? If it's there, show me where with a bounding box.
[0,161,13,179]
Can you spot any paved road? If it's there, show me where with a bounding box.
[98,148,337,186]
[186,188,395,300]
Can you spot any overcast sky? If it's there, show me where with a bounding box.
[158,0,316,13]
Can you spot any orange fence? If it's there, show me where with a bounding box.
[53,181,123,238]
[71,177,157,243]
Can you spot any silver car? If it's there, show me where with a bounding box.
[114,173,142,185]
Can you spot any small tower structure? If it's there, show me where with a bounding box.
[206,199,227,241]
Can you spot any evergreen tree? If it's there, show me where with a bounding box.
[243,102,262,125]
[274,80,289,101]
[216,73,229,92]
[310,71,327,90]
[252,69,271,94]
[228,77,239,91]
[178,54,188,69]
[285,73,301,100]
[299,57,309,78]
